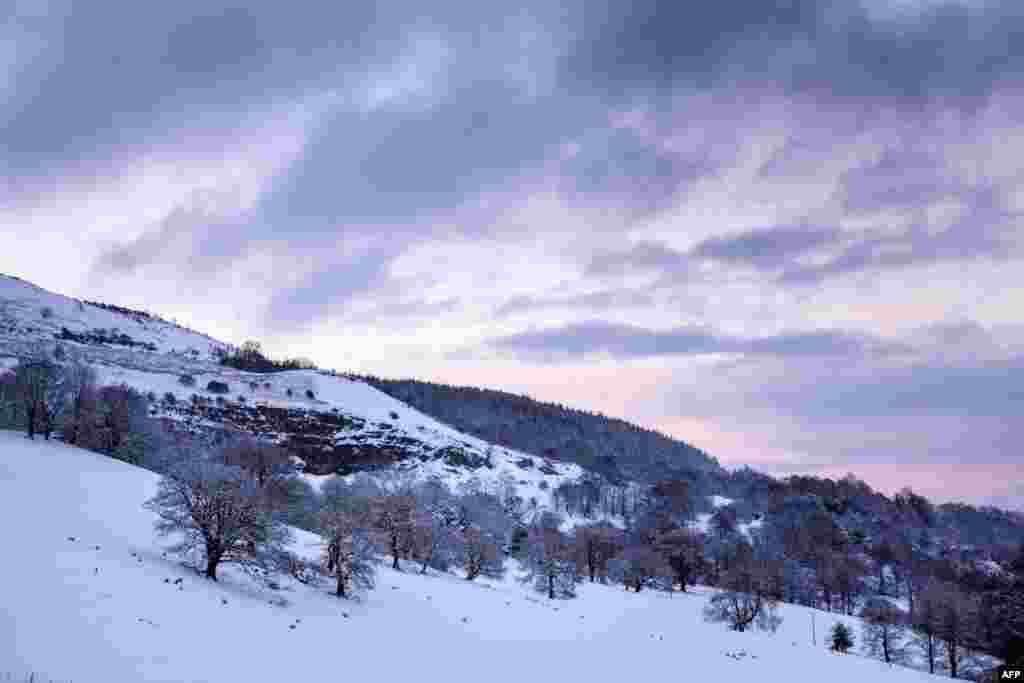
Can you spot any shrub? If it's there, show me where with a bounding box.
[163,392,176,405]
[305,389,315,400]
[286,388,293,397]
[830,622,854,653]
[178,374,196,387]
[206,380,230,394]
[40,305,53,319]
[249,381,259,391]
[237,395,246,404]
[389,411,399,420]
[216,396,225,406]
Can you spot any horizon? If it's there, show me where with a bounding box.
[2,1,1022,511]
[2,271,1019,514]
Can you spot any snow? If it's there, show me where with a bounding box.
[711,495,734,508]
[0,273,225,363]
[1,432,946,683]
[0,271,582,512]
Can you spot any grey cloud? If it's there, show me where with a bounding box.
[838,146,959,214]
[262,242,406,331]
[564,0,1024,102]
[485,320,907,360]
[585,241,688,277]
[691,226,841,269]
[780,197,1020,284]
[92,205,252,279]
[1,1,582,186]
[557,125,716,211]
[494,288,656,317]
[808,357,1024,420]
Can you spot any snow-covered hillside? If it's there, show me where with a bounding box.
[0,274,584,509]
[0,432,942,683]
[0,274,225,370]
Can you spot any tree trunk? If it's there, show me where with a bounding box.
[336,572,347,598]
[206,554,219,581]
[26,402,35,439]
[548,574,555,600]
[68,396,81,445]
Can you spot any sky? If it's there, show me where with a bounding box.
[2,0,1022,509]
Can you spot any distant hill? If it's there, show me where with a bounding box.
[356,374,721,486]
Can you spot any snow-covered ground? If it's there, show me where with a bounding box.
[1,432,945,683]
[0,273,224,362]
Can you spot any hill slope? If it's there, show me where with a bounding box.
[0,431,941,683]
[358,375,721,485]
[0,274,586,508]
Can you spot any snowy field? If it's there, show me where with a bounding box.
[0,432,943,683]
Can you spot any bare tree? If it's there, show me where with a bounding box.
[655,528,706,592]
[61,357,97,447]
[319,479,377,598]
[861,597,908,664]
[410,478,460,573]
[522,512,577,599]
[0,370,20,429]
[223,438,293,489]
[575,523,625,583]
[460,526,504,581]
[912,580,944,675]
[14,360,61,439]
[144,454,291,581]
[93,384,151,464]
[702,544,781,632]
[932,581,977,679]
[410,507,460,574]
[373,491,416,570]
[609,544,673,593]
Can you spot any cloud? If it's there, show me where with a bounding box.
[564,0,1024,102]
[484,320,907,360]
[691,225,841,268]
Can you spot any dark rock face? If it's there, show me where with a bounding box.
[156,396,477,476]
[55,326,158,352]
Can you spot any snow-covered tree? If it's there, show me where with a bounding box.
[144,454,292,581]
